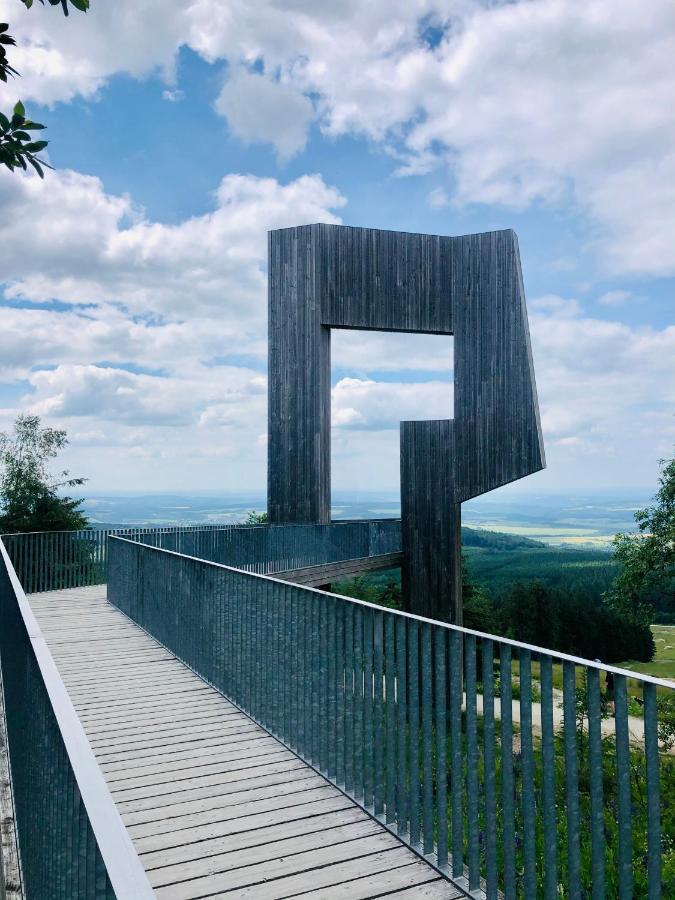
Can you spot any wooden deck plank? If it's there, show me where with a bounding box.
[148,817,382,888]
[296,867,459,899]
[218,848,419,899]
[153,833,404,899]
[139,807,369,870]
[28,586,464,900]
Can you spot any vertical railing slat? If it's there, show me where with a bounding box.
[422,623,434,856]
[435,628,448,870]
[615,674,633,900]
[500,644,516,898]
[450,630,463,879]
[465,635,480,891]
[408,619,420,848]
[587,667,606,898]
[519,649,536,898]
[385,615,396,824]
[363,606,374,810]
[540,655,558,899]
[643,682,661,900]
[482,639,498,900]
[373,609,385,817]
[563,660,582,899]
[396,616,408,838]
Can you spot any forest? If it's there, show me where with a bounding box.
[334,526,656,664]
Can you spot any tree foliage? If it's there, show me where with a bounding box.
[0,415,87,533]
[610,450,675,619]
[0,99,49,176]
[245,510,268,524]
[21,1,89,14]
[1,0,90,177]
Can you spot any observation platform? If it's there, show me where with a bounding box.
[28,586,462,900]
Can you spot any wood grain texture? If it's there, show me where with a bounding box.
[268,223,545,620]
[268,226,331,524]
[400,420,462,623]
[277,551,403,586]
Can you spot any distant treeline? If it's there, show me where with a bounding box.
[334,527,656,664]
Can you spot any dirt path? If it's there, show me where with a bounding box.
[472,689,647,745]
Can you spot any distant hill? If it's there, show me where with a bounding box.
[461,526,545,551]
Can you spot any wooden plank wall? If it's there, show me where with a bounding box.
[268,227,331,524]
[400,420,461,623]
[268,224,545,621]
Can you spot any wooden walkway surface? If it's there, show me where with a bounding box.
[29,587,462,900]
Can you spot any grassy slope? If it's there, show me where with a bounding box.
[621,625,675,680]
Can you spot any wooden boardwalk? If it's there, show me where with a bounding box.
[29,587,463,900]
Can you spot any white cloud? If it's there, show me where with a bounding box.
[215,67,313,159]
[3,1,673,274]
[528,296,675,483]
[0,166,344,326]
[332,377,453,429]
[0,1,673,492]
[332,330,453,374]
[0,166,344,489]
[0,0,183,105]
[25,363,266,428]
[597,290,632,307]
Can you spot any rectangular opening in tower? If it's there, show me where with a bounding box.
[330,329,453,517]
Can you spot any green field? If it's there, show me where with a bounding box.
[620,625,675,681]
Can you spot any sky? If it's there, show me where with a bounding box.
[0,0,673,500]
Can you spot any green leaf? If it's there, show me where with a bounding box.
[13,100,25,118]
[28,156,44,178]
[0,112,9,131]
[23,121,46,130]
[25,140,48,152]
[69,0,89,10]
[0,24,9,34]
[22,1,35,9]
[13,130,31,141]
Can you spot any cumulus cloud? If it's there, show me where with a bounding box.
[528,297,675,476]
[332,377,453,429]
[0,166,344,328]
[332,330,453,374]
[26,363,267,427]
[2,0,673,274]
[0,0,673,491]
[0,166,345,488]
[215,67,313,159]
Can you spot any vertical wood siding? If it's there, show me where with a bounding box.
[268,224,545,619]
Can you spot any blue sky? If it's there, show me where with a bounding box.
[0,0,673,498]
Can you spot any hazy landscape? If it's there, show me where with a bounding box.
[81,489,647,548]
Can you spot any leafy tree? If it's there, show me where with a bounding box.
[245,510,268,524]
[0,415,87,533]
[657,693,675,752]
[610,450,675,619]
[1,0,90,177]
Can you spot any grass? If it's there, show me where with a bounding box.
[619,624,675,682]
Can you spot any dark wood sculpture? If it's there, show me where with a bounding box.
[268,224,545,622]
